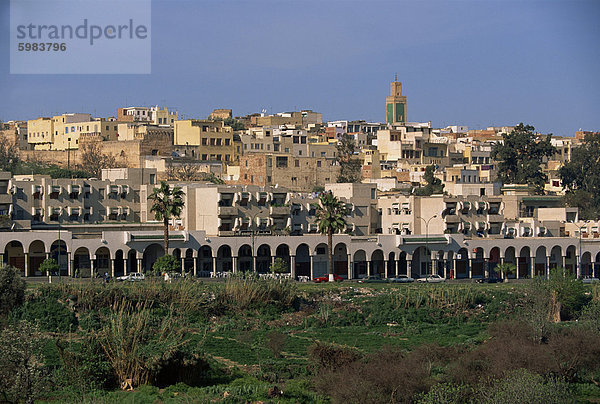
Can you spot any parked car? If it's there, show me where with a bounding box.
[116,272,145,282]
[416,274,446,283]
[358,275,387,283]
[476,277,504,283]
[313,274,343,283]
[388,275,415,283]
[582,277,600,284]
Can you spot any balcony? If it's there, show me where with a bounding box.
[270,205,289,216]
[444,214,460,223]
[218,206,238,216]
[487,214,503,223]
[0,194,12,204]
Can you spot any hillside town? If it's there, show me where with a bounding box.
[0,80,599,281]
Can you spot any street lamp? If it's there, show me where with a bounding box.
[249,209,265,272]
[417,215,438,276]
[572,220,591,278]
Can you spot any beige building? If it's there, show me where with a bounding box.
[117,106,178,126]
[174,119,237,163]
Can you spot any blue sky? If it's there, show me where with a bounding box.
[1,0,599,136]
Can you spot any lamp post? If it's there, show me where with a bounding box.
[67,137,71,171]
[250,209,265,272]
[417,215,438,276]
[572,220,590,278]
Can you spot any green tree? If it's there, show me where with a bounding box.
[38,258,59,275]
[316,191,348,281]
[0,266,26,318]
[270,257,288,274]
[496,262,516,281]
[415,164,444,196]
[336,134,362,183]
[491,123,556,194]
[224,117,245,131]
[559,133,600,219]
[152,254,181,276]
[0,136,20,173]
[148,181,185,253]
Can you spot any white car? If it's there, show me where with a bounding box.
[388,275,415,283]
[117,272,145,282]
[416,274,446,283]
[582,277,600,284]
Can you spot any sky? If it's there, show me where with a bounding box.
[1,0,599,136]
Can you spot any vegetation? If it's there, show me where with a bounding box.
[79,141,117,178]
[315,191,348,279]
[491,123,556,194]
[224,117,245,131]
[269,257,288,274]
[148,181,185,252]
[336,134,362,183]
[38,258,59,275]
[0,137,20,173]
[415,164,444,196]
[559,132,600,219]
[1,278,599,403]
[152,254,181,276]
[0,266,26,318]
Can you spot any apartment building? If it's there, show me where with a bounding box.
[117,106,178,126]
[174,119,237,163]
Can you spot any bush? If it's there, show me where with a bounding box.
[476,369,573,404]
[0,265,26,317]
[152,254,181,276]
[307,341,362,372]
[0,321,48,403]
[39,258,60,275]
[216,273,297,313]
[11,295,77,333]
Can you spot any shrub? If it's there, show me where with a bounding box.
[0,321,48,403]
[416,383,471,404]
[0,265,26,317]
[476,369,573,404]
[265,331,287,358]
[217,273,297,312]
[11,295,77,333]
[152,254,181,277]
[269,257,288,274]
[307,341,362,372]
[55,337,113,392]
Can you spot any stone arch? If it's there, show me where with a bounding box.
[95,246,111,277]
[334,243,348,277]
[238,244,252,272]
[256,244,271,273]
[594,252,600,278]
[313,243,328,277]
[388,251,396,278]
[5,240,25,274]
[74,247,91,277]
[565,245,577,274]
[535,246,547,277]
[398,251,408,276]
[489,247,500,278]
[371,249,385,278]
[28,240,46,276]
[51,240,68,276]
[173,248,182,260]
[353,249,367,279]
[456,247,469,279]
[472,247,485,278]
[197,246,213,275]
[127,249,138,274]
[114,249,125,277]
[581,251,592,278]
[295,244,310,278]
[184,249,194,274]
[549,246,562,270]
[217,245,232,272]
[142,243,164,274]
[275,244,291,273]
[518,246,531,278]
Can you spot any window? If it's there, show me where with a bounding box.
[267,176,271,183]
[151,149,158,156]
[317,161,321,167]
[149,174,156,184]
[202,138,207,146]
[99,188,105,199]
[295,160,300,167]
[224,139,230,146]
[202,154,207,160]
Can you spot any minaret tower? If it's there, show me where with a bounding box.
[386,75,407,125]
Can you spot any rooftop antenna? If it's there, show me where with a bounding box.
[395,73,397,81]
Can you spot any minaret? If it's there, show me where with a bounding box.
[386,75,407,125]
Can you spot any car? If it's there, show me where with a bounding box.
[582,277,600,284]
[388,275,414,283]
[416,274,446,283]
[313,274,343,283]
[358,275,387,283]
[117,272,145,282]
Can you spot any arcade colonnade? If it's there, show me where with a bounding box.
[2,231,600,280]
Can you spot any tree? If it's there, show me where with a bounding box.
[491,123,556,194]
[0,266,26,318]
[152,254,181,277]
[315,191,348,281]
[38,258,59,276]
[559,133,600,219]
[269,257,288,274]
[496,262,516,281]
[79,142,117,178]
[223,117,245,131]
[415,164,444,196]
[148,181,185,253]
[336,134,362,183]
[166,159,201,182]
[0,136,20,173]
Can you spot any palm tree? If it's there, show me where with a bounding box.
[148,181,185,254]
[316,191,348,281]
[496,262,516,282]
